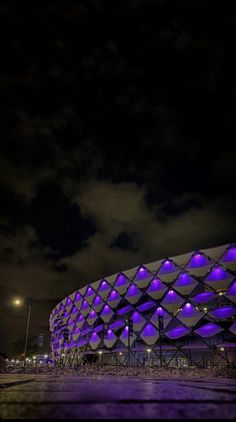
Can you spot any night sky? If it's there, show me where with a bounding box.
[0,0,236,354]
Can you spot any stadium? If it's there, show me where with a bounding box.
[50,243,236,368]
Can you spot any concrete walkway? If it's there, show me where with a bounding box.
[0,374,236,419]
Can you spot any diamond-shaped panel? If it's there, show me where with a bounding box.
[100,304,114,322]
[114,273,130,294]
[225,281,236,303]
[176,303,202,327]
[173,272,198,296]
[125,284,142,304]
[140,323,159,345]
[147,278,168,300]
[131,311,146,331]
[150,306,172,329]
[107,289,122,308]
[194,322,224,337]
[134,266,154,288]
[161,289,184,313]
[204,266,234,291]
[220,245,236,271]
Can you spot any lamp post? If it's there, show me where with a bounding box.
[98,350,103,366]
[147,348,152,366]
[126,319,133,366]
[158,315,164,367]
[12,298,32,366]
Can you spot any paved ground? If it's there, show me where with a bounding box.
[0,374,236,419]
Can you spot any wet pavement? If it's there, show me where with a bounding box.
[0,374,236,419]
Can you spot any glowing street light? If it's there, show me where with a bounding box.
[11,296,32,366]
[12,298,23,307]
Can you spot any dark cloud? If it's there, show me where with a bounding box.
[30,182,96,257]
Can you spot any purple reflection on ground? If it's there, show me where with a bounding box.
[195,323,222,337]
[115,274,127,287]
[175,273,192,286]
[117,305,133,315]
[136,267,149,280]
[148,278,165,292]
[192,292,216,303]
[167,326,188,339]
[206,267,231,281]
[227,281,236,295]
[222,246,236,262]
[138,301,155,312]
[126,284,140,297]
[93,295,102,306]
[141,323,157,337]
[158,260,176,274]
[108,290,120,301]
[187,253,209,268]
[210,307,236,319]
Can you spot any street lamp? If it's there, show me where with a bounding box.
[12,297,32,366]
[12,298,23,306]
[147,349,152,366]
[98,350,103,366]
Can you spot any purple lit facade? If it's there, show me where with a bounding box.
[222,246,236,262]
[186,253,210,268]
[50,243,236,366]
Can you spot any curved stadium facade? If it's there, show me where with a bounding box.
[50,244,236,367]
